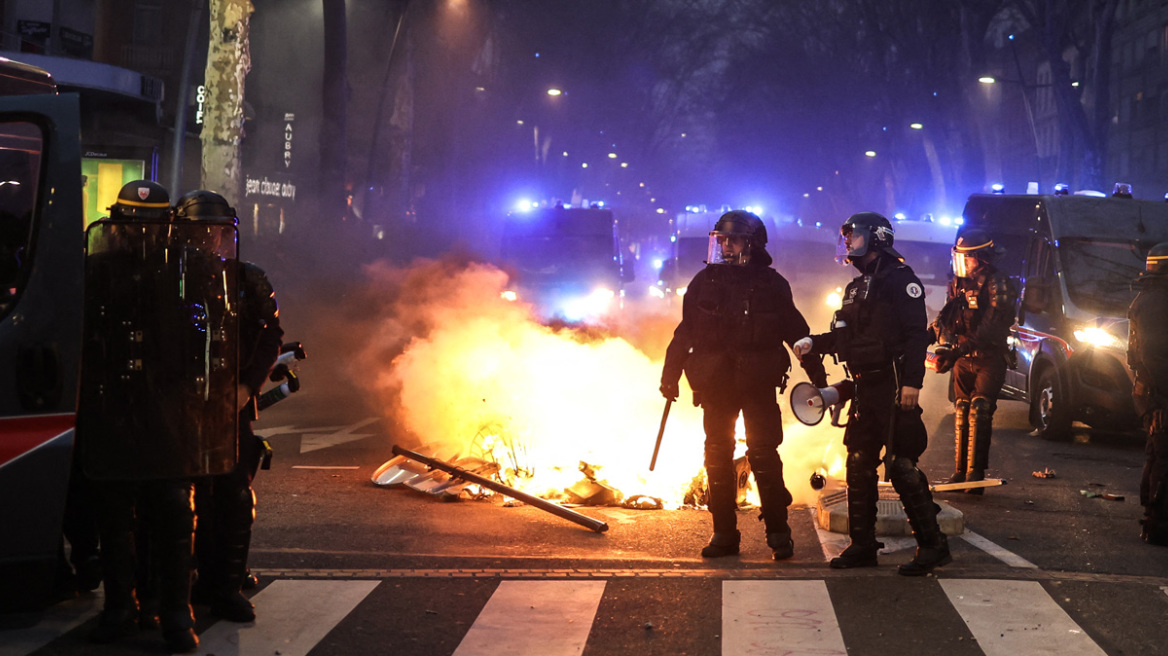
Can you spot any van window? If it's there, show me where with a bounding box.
[0,121,42,316]
[1058,237,1144,316]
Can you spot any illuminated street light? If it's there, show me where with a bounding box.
[910,122,923,130]
[547,88,562,96]
[864,151,876,157]
[607,153,617,159]
[978,76,996,84]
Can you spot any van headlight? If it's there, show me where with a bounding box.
[1072,326,1123,350]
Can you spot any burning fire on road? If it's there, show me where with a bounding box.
[353,257,846,513]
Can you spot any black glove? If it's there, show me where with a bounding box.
[660,381,679,402]
[934,347,959,374]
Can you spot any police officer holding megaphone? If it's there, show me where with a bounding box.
[792,211,950,576]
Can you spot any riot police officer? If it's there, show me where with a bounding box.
[79,180,241,652]
[661,210,826,560]
[1128,241,1168,546]
[793,211,950,575]
[930,229,1016,492]
[178,190,283,622]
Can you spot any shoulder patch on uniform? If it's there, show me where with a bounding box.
[905,282,923,298]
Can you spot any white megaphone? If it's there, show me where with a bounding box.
[789,380,856,427]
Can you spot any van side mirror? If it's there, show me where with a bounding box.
[1021,281,1049,314]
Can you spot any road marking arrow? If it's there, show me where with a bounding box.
[299,417,380,453]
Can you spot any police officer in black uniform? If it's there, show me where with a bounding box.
[178,190,283,621]
[1128,241,1168,546]
[79,180,242,653]
[793,211,950,575]
[661,210,827,560]
[930,229,1016,492]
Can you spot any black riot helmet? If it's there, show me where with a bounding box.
[1146,242,1168,276]
[109,180,171,221]
[707,210,769,266]
[839,211,898,262]
[173,189,238,224]
[951,228,1002,278]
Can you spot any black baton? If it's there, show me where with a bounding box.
[650,398,672,471]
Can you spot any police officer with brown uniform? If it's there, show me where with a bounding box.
[661,210,826,561]
[794,212,950,575]
[1128,242,1168,546]
[930,229,1017,492]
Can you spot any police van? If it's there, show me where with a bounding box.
[960,190,1168,440]
[0,59,85,612]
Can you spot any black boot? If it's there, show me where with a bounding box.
[749,453,794,561]
[947,400,970,484]
[701,464,740,558]
[965,397,993,495]
[90,484,139,644]
[830,453,883,569]
[207,484,257,622]
[153,482,198,652]
[890,457,952,576]
[766,531,794,560]
[90,607,139,644]
[701,530,741,558]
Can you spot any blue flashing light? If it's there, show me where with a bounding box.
[514,199,535,213]
[938,216,952,226]
[1054,183,1071,195]
[652,258,664,270]
[990,184,1005,194]
[955,217,965,225]
[893,212,906,221]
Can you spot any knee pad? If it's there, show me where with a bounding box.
[886,455,920,486]
[746,449,781,476]
[846,450,880,472]
[971,396,994,416]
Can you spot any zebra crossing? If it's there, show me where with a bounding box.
[3,572,1163,655]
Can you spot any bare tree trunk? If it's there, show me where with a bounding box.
[201,0,253,205]
[321,0,349,227]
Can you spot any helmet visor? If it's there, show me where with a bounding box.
[1149,252,1168,275]
[838,224,868,260]
[707,231,749,265]
[952,250,974,278]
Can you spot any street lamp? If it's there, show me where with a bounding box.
[979,75,1042,187]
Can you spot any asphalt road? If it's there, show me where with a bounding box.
[6,260,1168,656]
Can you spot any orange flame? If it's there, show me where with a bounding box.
[352,258,848,508]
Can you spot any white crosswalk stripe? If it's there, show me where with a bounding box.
[0,574,1141,655]
[0,590,102,656]
[722,580,846,655]
[940,579,1107,656]
[452,580,606,656]
[192,579,379,656]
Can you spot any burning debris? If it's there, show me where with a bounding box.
[375,445,609,533]
[351,259,849,520]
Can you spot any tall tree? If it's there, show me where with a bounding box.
[202,0,254,205]
[1012,0,1118,191]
